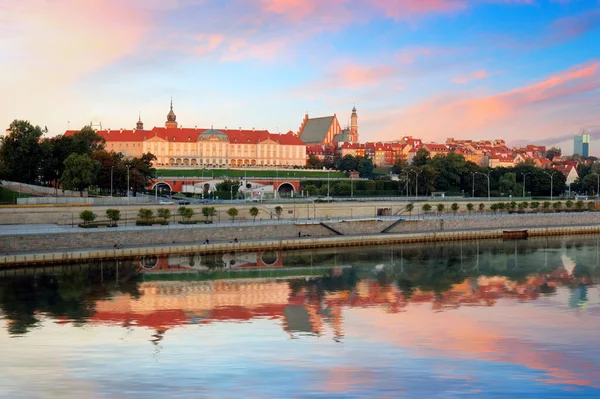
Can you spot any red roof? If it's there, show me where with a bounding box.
[66,127,304,145]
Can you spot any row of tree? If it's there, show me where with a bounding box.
[391,149,568,197]
[0,120,156,196]
[307,153,374,178]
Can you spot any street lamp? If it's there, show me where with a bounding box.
[521,172,530,198]
[327,169,330,198]
[543,171,554,202]
[411,169,422,198]
[476,171,491,202]
[471,172,475,198]
[110,166,114,198]
[590,173,600,199]
[126,164,131,204]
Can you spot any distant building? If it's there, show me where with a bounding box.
[298,106,359,145]
[574,133,590,157]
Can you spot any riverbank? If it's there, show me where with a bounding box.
[2,219,600,267]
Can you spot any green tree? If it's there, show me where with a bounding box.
[275,206,283,219]
[450,203,459,215]
[422,203,432,213]
[466,203,474,214]
[478,203,485,212]
[575,200,584,210]
[105,209,121,227]
[391,156,408,175]
[302,184,318,196]
[546,146,562,160]
[553,201,562,210]
[530,201,540,210]
[127,153,157,197]
[216,179,241,199]
[79,210,96,226]
[412,148,430,167]
[518,202,528,211]
[0,120,45,184]
[71,126,106,153]
[306,153,323,169]
[405,203,414,216]
[138,208,154,223]
[336,154,358,172]
[201,206,215,223]
[436,203,445,214]
[357,155,374,178]
[429,153,467,192]
[157,208,171,223]
[565,200,573,209]
[542,201,551,210]
[249,206,259,221]
[60,153,100,196]
[178,206,195,222]
[227,207,239,221]
[587,201,596,211]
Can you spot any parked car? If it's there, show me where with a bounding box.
[178,200,190,205]
[159,200,175,205]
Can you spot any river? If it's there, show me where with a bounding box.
[1,236,599,398]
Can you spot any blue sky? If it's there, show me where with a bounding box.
[1,0,599,153]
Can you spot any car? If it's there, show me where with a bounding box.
[178,200,190,205]
[159,200,175,205]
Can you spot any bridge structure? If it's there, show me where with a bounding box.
[149,177,302,195]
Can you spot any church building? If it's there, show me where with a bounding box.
[297,106,359,145]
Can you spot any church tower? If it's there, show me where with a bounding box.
[350,105,358,134]
[165,98,178,129]
[136,112,144,130]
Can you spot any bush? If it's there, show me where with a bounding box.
[105,209,120,227]
[450,203,459,214]
[227,207,239,221]
[436,203,445,213]
[422,204,432,212]
[178,206,195,222]
[588,201,596,211]
[466,203,474,213]
[138,208,154,223]
[565,200,573,209]
[478,203,485,212]
[79,210,97,226]
[575,200,584,210]
[157,208,171,223]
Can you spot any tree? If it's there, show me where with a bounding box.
[391,156,408,175]
[587,201,596,211]
[478,203,485,212]
[357,155,374,179]
[542,201,551,210]
[405,203,414,216]
[336,154,358,172]
[79,210,96,226]
[275,206,283,219]
[0,120,44,184]
[575,200,584,210]
[216,179,241,199]
[71,126,106,153]
[422,203,432,213]
[201,206,215,223]
[307,153,323,169]
[157,208,171,223]
[466,203,474,214]
[450,203,459,215]
[546,146,562,160]
[518,202,528,211]
[530,201,540,210]
[178,206,195,222]
[227,207,239,221]
[303,184,318,196]
[138,208,154,224]
[565,200,573,209]
[412,148,430,167]
[60,153,100,196]
[249,206,259,221]
[553,201,562,210]
[105,209,121,227]
[127,153,157,197]
[437,203,445,214]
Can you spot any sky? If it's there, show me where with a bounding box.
[1,0,599,154]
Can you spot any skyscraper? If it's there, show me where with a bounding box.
[574,133,590,157]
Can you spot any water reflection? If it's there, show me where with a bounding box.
[1,236,600,397]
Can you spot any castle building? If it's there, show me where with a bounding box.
[64,101,306,168]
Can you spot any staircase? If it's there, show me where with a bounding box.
[320,222,344,235]
[381,218,405,233]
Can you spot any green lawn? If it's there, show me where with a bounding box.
[157,168,346,179]
[0,188,31,204]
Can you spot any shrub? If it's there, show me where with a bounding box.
[405,203,414,216]
[478,203,485,212]
[565,200,573,209]
[422,203,432,212]
[588,201,596,211]
[436,203,445,213]
[542,201,551,210]
[275,206,283,219]
[79,210,97,226]
[105,209,120,227]
[451,203,459,215]
[249,206,259,221]
[227,207,239,221]
[157,208,171,223]
[138,208,154,223]
[178,206,195,222]
[201,206,215,222]
[575,200,584,210]
[552,201,562,210]
[530,201,540,210]
[466,203,474,213]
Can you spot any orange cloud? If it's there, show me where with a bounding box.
[453,69,489,84]
[334,64,398,89]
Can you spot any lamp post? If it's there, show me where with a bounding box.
[402,171,410,196]
[471,172,475,198]
[476,171,491,202]
[411,169,422,198]
[591,173,600,199]
[126,164,131,204]
[327,169,330,198]
[521,172,530,198]
[110,166,114,197]
[543,171,554,202]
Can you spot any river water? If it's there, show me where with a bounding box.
[1,236,600,398]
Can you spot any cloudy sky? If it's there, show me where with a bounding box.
[1,0,599,154]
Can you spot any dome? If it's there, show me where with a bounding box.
[198,128,229,142]
[166,99,176,122]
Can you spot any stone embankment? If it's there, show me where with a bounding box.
[1,213,600,265]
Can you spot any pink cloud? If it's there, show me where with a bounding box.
[549,8,600,43]
[367,60,600,144]
[453,69,489,84]
[334,64,398,89]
